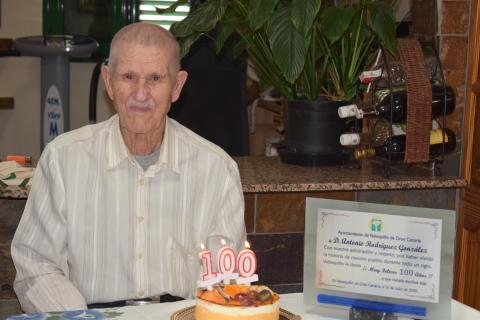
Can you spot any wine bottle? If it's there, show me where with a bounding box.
[338,85,455,123]
[340,132,374,146]
[341,119,393,147]
[353,128,456,161]
[341,125,445,147]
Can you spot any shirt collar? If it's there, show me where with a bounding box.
[156,117,180,174]
[106,115,180,175]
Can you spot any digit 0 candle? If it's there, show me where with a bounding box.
[217,239,238,284]
[236,240,259,285]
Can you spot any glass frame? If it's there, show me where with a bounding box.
[304,198,455,320]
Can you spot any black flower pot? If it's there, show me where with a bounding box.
[279,97,351,166]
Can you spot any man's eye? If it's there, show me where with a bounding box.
[151,75,162,82]
[123,73,135,81]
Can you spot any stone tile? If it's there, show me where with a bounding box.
[412,0,437,38]
[247,233,304,286]
[454,86,465,105]
[244,193,255,233]
[444,70,466,89]
[446,105,464,138]
[0,244,16,299]
[441,1,469,34]
[256,192,354,233]
[0,199,26,244]
[440,36,468,70]
[269,283,303,294]
[357,188,457,210]
[0,299,22,319]
[442,151,462,178]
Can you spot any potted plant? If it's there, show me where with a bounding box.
[159,0,397,165]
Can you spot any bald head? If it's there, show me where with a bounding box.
[108,23,181,77]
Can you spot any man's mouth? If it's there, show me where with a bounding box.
[128,106,152,113]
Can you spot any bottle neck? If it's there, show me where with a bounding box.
[339,132,373,146]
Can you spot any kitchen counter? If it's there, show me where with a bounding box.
[236,156,467,193]
[0,156,467,199]
[0,186,29,199]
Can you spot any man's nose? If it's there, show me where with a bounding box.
[134,80,149,100]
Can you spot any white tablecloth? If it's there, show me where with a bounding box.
[7,293,480,319]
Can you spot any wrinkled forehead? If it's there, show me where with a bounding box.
[113,42,175,71]
[111,42,178,76]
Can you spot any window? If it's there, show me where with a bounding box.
[138,0,190,30]
[43,0,191,59]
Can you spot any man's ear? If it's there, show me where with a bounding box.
[101,65,114,100]
[171,70,188,103]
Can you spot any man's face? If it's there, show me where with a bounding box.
[102,43,187,135]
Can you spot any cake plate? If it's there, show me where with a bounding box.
[170,306,301,319]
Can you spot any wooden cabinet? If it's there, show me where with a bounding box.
[454,0,480,309]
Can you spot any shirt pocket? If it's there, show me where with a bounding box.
[165,235,198,298]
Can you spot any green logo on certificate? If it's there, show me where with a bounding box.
[369,218,383,232]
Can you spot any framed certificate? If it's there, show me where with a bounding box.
[304,198,455,320]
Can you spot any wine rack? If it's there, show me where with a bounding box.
[365,38,454,177]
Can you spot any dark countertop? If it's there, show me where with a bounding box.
[235,156,467,193]
[0,186,29,199]
[0,156,467,199]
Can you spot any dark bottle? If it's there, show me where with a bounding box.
[338,85,455,123]
[354,128,456,161]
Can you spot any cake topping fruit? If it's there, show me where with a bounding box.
[215,287,232,303]
[258,289,273,302]
[197,284,278,307]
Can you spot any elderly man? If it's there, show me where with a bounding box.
[11,23,246,313]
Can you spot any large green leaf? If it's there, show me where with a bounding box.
[319,6,356,44]
[155,0,189,14]
[214,16,239,54]
[232,39,247,60]
[291,0,321,37]
[178,33,202,57]
[248,0,279,31]
[170,0,226,37]
[368,1,397,54]
[267,4,307,84]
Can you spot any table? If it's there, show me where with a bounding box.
[6,293,480,320]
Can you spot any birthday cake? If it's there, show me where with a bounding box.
[195,284,280,320]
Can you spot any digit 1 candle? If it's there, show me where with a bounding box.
[217,239,238,284]
[236,240,259,285]
[197,243,219,290]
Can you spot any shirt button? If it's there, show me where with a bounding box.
[138,216,144,223]
[138,290,144,297]
[139,178,145,186]
[137,253,144,259]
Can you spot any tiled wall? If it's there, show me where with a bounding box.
[245,188,457,294]
[440,0,470,140]
[245,191,355,293]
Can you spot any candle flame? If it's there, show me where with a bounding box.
[200,243,205,250]
[244,240,250,249]
[221,239,226,246]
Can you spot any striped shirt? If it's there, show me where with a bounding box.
[11,115,246,313]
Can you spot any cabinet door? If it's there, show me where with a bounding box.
[455,0,480,309]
